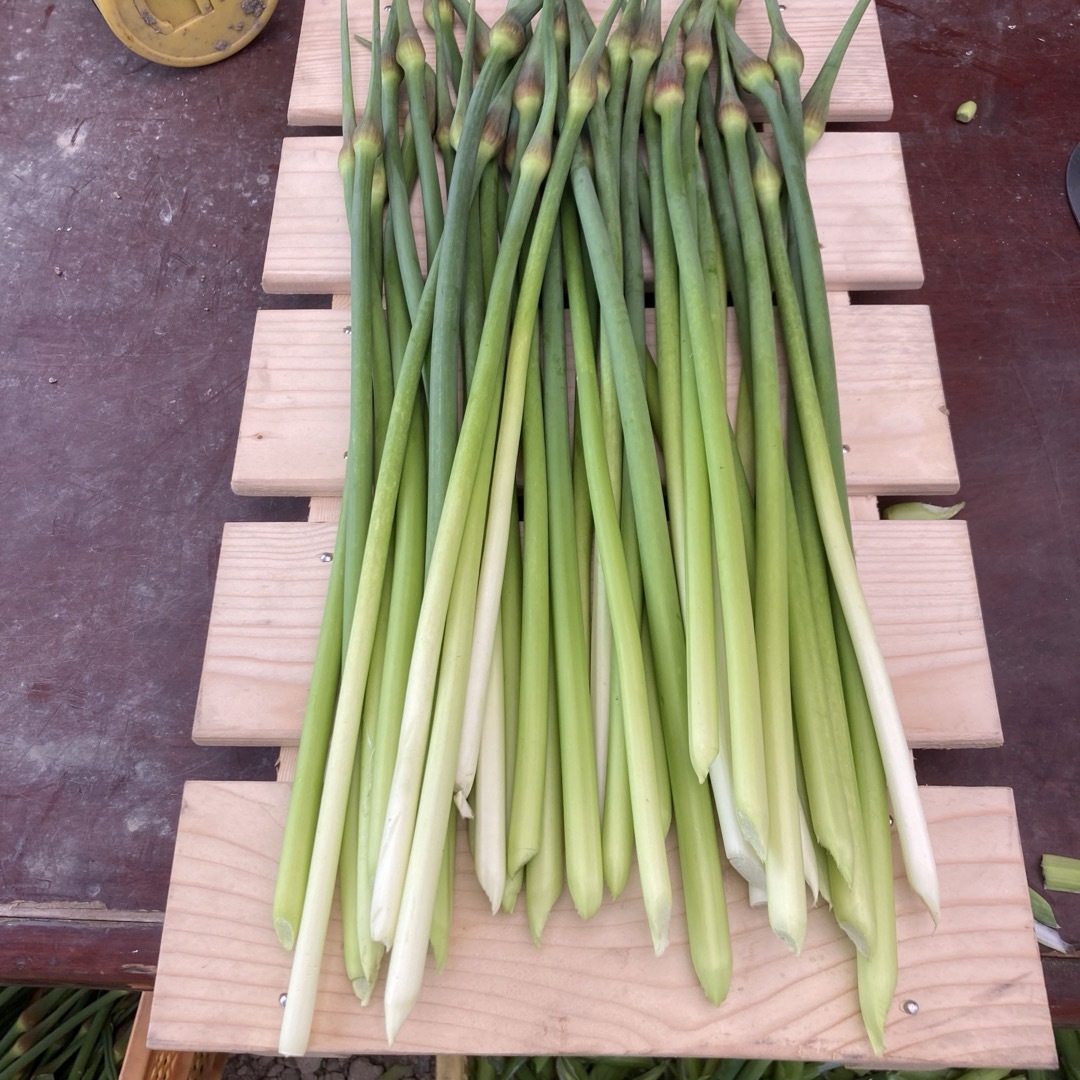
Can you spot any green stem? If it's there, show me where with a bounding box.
[279,221,450,1056]
[369,121,554,953]
[382,376,501,1041]
[342,6,383,642]
[355,535,393,991]
[571,154,731,1004]
[430,805,458,970]
[716,30,805,952]
[847,639,897,1055]
[526,645,565,945]
[381,8,425,321]
[340,729,367,990]
[641,616,672,837]
[655,47,768,870]
[365,217,428,886]
[602,658,634,899]
[572,403,593,647]
[452,0,616,842]
[697,73,754,483]
[751,135,868,933]
[563,199,671,949]
[508,328,550,876]
[374,10,618,1038]
[473,619,508,909]
[728,18,940,922]
[425,0,540,566]
[272,502,345,949]
[642,101,684,600]
[619,0,660,360]
[606,0,638,176]
[456,12,558,811]
[679,287,719,784]
[395,0,445,259]
[542,223,604,922]
[499,494,525,910]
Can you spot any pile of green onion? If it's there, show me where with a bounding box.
[272,0,939,1056]
[473,1048,1080,1080]
[0,987,136,1080]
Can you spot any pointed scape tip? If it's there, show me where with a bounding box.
[649,905,672,957]
[384,994,413,1046]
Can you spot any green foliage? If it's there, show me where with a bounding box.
[0,986,138,1080]
[468,1051,1080,1080]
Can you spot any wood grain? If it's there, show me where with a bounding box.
[192,519,999,748]
[261,131,923,295]
[147,781,1053,1067]
[193,522,332,747]
[232,305,953,497]
[848,495,880,522]
[851,520,1001,748]
[288,0,892,127]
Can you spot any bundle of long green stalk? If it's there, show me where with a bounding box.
[281,0,640,1049]
[376,5,682,1043]
[710,2,937,1048]
[269,0,941,1057]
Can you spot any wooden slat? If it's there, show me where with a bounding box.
[289,0,892,127]
[261,131,923,295]
[148,781,1053,1067]
[192,519,1000,748]
[848,495,880,522]
[232,305,954,497]
[855,521,1001,745]
[275,747,297,782]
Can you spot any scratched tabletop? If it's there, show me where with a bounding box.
[1,0,1078,1025]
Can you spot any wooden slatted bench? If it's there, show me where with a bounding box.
[147,0,1056,1067]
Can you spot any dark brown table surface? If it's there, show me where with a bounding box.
[2,0,1078,1027]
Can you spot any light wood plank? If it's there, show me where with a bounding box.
[307,496,343,523]
[194,522,333,747]
[233,305,953,497]
[275,747,298,782]
[261,131,923,295]
[271,499,343,785]
[289,0,892,127]
[852,521,1001,747]
[192,519,1000,748]
[848,495,880,521]
[147,781,1053,1067]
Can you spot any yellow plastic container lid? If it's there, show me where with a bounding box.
[94,0,278,67]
